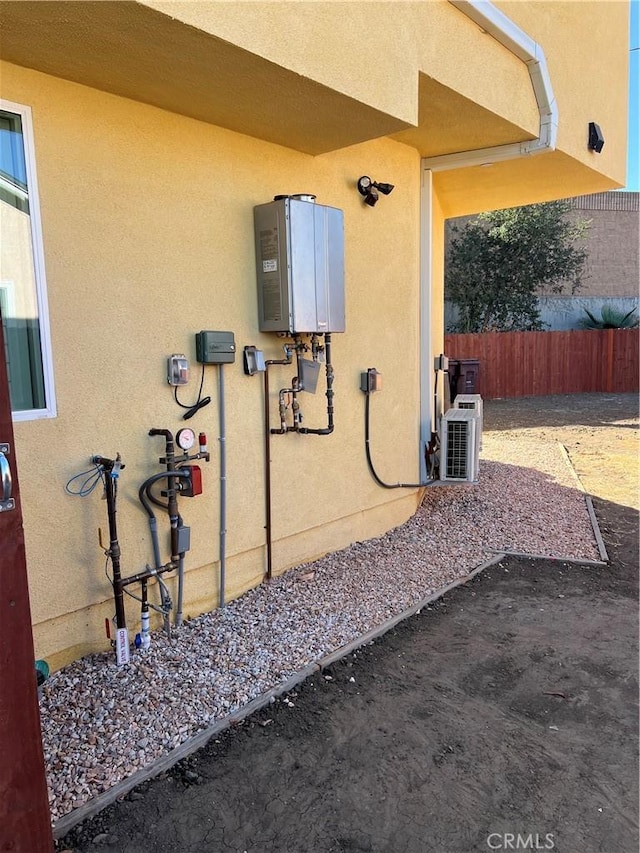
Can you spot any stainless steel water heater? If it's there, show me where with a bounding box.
[254,194,345,335]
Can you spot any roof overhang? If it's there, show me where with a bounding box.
[0,0,539,158]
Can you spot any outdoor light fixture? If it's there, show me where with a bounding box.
[357,176,395,207]
[588,122,605,153]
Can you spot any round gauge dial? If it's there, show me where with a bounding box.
[176,428,196,451]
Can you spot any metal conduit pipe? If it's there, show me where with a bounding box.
[118,560,177,589]
[218,364,227,608]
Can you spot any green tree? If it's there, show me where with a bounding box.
[445,201,589,332]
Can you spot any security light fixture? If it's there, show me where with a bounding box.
[374,182,394,195]
[588,122,605,153]
[357,176,394,207]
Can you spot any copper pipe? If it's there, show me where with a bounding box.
[263,349,293,579]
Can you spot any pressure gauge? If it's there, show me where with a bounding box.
[176,428,196,451]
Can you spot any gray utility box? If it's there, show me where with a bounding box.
[195,330,236,364]
[254,195,345,334]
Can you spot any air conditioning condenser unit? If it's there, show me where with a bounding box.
[439,408,480,483]
[453,393,483,451]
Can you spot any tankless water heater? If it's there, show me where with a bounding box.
[254,195,345,334]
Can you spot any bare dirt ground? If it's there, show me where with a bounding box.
[57,393,639,853]
[485,393,639,510]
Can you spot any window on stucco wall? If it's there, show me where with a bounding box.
[0,100,56,419]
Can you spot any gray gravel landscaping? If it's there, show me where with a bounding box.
[41,431,601,826]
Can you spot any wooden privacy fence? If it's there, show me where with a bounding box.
[444,329,639,399]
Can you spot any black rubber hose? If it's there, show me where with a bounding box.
[138,470,189,519]
[364,392,436,489]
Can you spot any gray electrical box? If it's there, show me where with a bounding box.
[254,195,345,334]
[195,330,236,364]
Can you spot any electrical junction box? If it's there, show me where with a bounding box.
[167,354,189,386]
[177,524,191,553]
[360,368,382,393]
[195,330,236,364]
[254,195,345,335]
[243,345,266,375]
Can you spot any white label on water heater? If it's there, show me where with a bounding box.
[263,259,277,273]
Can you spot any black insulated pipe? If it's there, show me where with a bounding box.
[98,458,126,629]
[363,379,436,489]
[138,470,187,519]
[298,333,334,435]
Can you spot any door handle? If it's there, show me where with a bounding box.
[0,442,15,512]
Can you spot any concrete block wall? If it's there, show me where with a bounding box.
[566,192,639,298]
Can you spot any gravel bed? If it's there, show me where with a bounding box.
[40,438,600,822]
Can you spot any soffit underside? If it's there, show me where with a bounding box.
[0,1,544,160]
[391,74,537,158]
[434,150,623,219]
[0,1,409,155]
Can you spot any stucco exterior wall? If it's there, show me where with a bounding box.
[3,61,429,668]
[0,1,628,195]
[145,0,539,147]
[431,1,628,216]
[0,1,630,670]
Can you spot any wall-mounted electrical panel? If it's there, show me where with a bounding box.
[254,195,345,335]
[195,330,236,364]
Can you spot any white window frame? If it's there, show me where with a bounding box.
[1,98,56,421]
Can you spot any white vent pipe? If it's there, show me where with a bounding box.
[423,0,558,171]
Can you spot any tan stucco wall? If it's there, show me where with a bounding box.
[3,62,429,669]
[0,1,628,670]
[145,0,538,147]
[0,0,533,157]
[499,1,628,172]
[2,0,627,190]
[430,0,629,216]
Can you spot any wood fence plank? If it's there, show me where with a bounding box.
[444,329,639,399]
